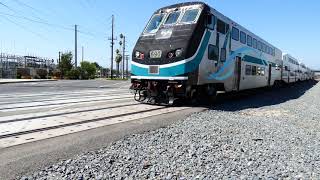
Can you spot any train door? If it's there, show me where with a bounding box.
[268,64,272,86]
[233,56,241,91]
[288,70,290,83]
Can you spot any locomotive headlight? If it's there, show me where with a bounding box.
[140,53,145,60]
[135,51,140,58]
[168,52,174,59]
[135,51,144,60]
[175,49,183,57]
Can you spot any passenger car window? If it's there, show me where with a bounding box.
[232,27,239,41]
[252,66,257,75]
[285,66,289,71]
[272,49,275,56]
[258,41,262,51]
[208,45,219,60]
[240,31,246,44]
[247,35,252,47]
[253,38,257,49]
[164,11,181,25]
[181,9,199,23]
[245,65,252,75]
[144,14,165,34]
[262,43,266,52]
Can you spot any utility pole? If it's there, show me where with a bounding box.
[120,34,126,79]
[125,55,129,78]
[82,46,84,63]
[58,51,61,67]
[75,24,78,68]
[108,15,116,79]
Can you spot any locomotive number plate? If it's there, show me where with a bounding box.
[150,50,162,59]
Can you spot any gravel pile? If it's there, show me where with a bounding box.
[22,81,320,179]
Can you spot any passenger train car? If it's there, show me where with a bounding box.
[130,2,313,105]
[282,54,313,82]
[282,54,299,83]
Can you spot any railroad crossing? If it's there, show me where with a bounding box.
[0,80,197,149]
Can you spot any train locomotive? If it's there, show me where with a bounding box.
[130,2,313,105]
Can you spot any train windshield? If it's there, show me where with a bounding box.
[181,9,200,23]
[164,11,181,25]
[144,14,165,34]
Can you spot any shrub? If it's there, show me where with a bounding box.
[52,69,61,79]
[80,61,97,80]
[17,68,30,78]
[66,68,81,80]
[36,69,48,79]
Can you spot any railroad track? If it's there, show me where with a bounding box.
[0,88,191,149]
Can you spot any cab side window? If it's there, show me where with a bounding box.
[208,44,219,61]
[217,19,228,34]
[207,15,216,30]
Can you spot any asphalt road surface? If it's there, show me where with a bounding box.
[0,80,205,179]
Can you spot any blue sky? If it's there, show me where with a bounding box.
[0,0,319,69]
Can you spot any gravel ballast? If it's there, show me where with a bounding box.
[21,81,320,179]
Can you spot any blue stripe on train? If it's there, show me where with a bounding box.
[243,55,268,66]
[208,47,268,80]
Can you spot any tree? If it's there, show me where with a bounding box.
[111,69,117,77]
[52,69,61,79]
[97,68,110,78]
[80,61,97,79]
[59,52,73,78]
[93,62,101,69]
[17,68,30,79]
[66,68,81,80]
[105,68,110,78]
[115,49,122,78]
[36,69,48,79]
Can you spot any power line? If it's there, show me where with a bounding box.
[12,0,39,12]
[0,12,73,31]
[0,2,15,12]
[1,0,117,62]
[12,0,47,18]
[0,14,48,40]
[1,1,112,40]
[78,24,110,37]
[0,1,45,22]
[80,0,112,28]
[0,12,106,39]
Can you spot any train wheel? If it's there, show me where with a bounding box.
[190,89,200,105]
[205,85,217,104]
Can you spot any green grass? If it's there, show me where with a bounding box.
[105,78,129,81]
